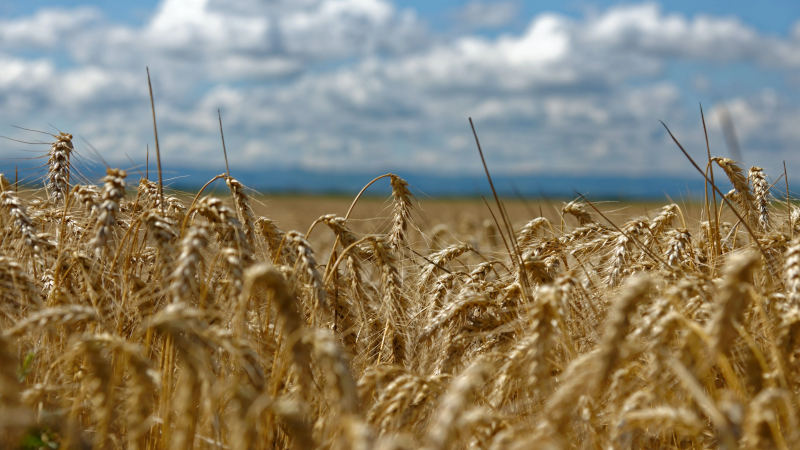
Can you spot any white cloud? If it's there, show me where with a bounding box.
[0,7,101,49]
[145,0,271,52]
[0,55,54,91]
[501,14,570,65]
[279,0,426,58]
[2,0,427,82]
[582,3,800,67]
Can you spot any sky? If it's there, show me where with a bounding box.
[1,0,800,180]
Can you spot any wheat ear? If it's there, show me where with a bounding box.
[709,251,759,356]
[424,360,489,449]
[45,132,74,204]
[748,166,771,231]
[89,168,127,256]
[562,200,595,225]
[388,174,414,250]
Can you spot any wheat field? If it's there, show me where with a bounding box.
[1,131,799,449]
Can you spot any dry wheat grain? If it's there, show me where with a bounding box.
[45,132,73,204]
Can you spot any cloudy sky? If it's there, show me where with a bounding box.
[1,0,799,180]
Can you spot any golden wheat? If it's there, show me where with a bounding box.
[0,148,797,450]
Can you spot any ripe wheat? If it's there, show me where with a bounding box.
[0,149,797,450]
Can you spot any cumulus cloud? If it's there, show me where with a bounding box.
[0,7,102,49]
[1,1,799,178]
[582,4,800,67]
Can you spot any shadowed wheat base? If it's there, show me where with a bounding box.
[2,132,800,449]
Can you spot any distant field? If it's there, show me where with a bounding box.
[251,193,704,240]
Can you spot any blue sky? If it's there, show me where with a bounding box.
[1,0,799,179]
